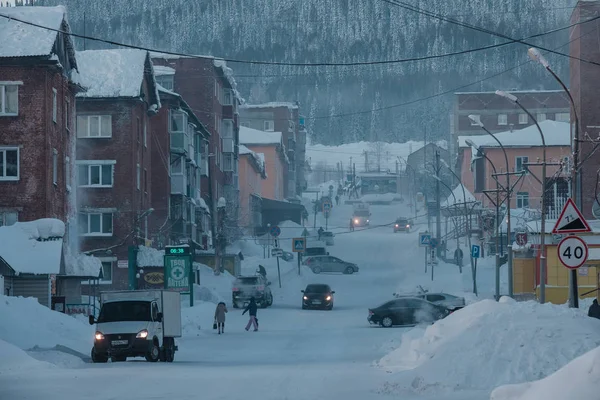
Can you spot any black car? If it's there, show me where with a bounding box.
[301,284,335,310]
[368,297,450,327]
[394,218,412,233]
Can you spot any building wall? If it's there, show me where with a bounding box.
[238,154,263,230]
[570,2,600,218]
[76,98,153,290]
[0,65,76,225]
[149,98,171,247]
[460,146,571,209]
[244,145,284,201]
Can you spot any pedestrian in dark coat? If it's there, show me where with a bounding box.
[588,299,600,319]
[242,297,258,331]
[214,302,228,334]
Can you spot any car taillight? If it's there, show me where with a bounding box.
[257,285,265,291]
[306,258,312,264]
[232,288,239,292]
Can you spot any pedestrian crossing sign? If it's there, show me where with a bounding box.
[419,232,431,247]
[292,237,306,253]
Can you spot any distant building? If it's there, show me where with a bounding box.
[75,49,161,290]
[238,145,266,234]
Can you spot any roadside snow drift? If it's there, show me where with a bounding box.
[0,338,53,373]
[0,295,94,355]
[490,345,600,400]
[379,297,600,395]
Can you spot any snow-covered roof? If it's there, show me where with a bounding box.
[0,6,66,58]
[0,219,65,275]
[63,248,101,278]
[458,120,570,148]
[137,245,164,268]
[441,185,477,207]
[239,145,266,174]
[153,65,175,76]
[76,49,150,98]
[241,102,299,110]
[239,126,282,145]
[455,89,565,95]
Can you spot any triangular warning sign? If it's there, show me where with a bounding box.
[552,198,592,234]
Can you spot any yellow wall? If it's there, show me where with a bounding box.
[513,258,536,294]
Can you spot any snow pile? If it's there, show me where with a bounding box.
[379,298,600,395]
[0,338,53,373]
[192,263,235,303]
[0,295,94,355]
[0,219,64,275]
[181,302,219,337]
[491,346,600,400]
[360,193,396,204]
[441,184,476,207]
[63,247,101,278]
[137,245,164,267]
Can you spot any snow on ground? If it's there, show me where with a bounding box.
[0,295,94,355]
[378,297,600,397]
[490,345,600,400]
[0,338,54,373]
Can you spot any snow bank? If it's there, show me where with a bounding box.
[63,247,101,278]
[181,302,218,337]
[491,346,600,400]
[360,193,396,203]
[0,338,53,373]
[379,299,600,395]
[0,295,94,355]
[137,245,164,267]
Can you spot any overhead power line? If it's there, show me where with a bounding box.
[0,9,597,67]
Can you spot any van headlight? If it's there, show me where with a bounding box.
[136,329,149,339]
[95,332,105,341]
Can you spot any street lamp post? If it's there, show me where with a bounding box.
[528,47,581,308]
[466,139,502,299]
[468,114,514,298]
[496,90,548,304]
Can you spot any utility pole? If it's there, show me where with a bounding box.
[313,192,319,230]
[364,151,369,173]
[435,151,442,258]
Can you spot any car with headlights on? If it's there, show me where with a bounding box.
[302,284,335,310]
[393,217,412,233]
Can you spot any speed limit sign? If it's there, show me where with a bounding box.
[557,236,588,269]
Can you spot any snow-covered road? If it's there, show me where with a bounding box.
[1,202,486,400]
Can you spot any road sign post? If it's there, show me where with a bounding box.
[557,236,589,270]
[419,232,431,247]
[164,245,194,307]
[471,244,481,259]
[293,237,306,276]
[270,248,283,288]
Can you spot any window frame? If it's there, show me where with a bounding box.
[222,153,234,172]
[0,146,19,181]
[516,192,530,208]
[518,113,528,125]
[0,82,19,116]
[136,163,141,190]
[0,211,18,227]
[536,113,547,123]
[264,120,275,131]
[79,212,113,237]
[52,148,58,185]
[223,89,233,106]
[99,261,113,283]
[52,88,57,123]
[497,114,508,126]
[556,112,570,122]
[77,115,112,138]
[76,160,115,188]
[515,156,529,175]
[65,99,70,132]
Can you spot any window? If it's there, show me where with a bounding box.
[518,113,528,124]
[100,261,112,283]
[515,156,529,174]
[79,213,113,236]
[215,146,220,168]
[223,89,233,105]
[52,88,57,123]
[537,113,546,122]
[136,163,141,190]
[0,83,18,115]
[171,155,184,174]
[563,156,571,172]
[65,100,70,131]
[137,117,141,143]
[52,148,58,185]
[517,192,529,208]
[498,114,508,125]
[201,142,209,176]
[143,120,147,147]
[77,115,112,138]
[65,156,71,190]
[155,75,174,91]
[222,119,233,138]
[223,153,234,172]
[0,211,17,227]
[0,147,19,180]
[170,111,187,132]
[264,120,275,131]
[144,168,148,194]
[556,112,570,122]
[77,162,114,187]
[469,115,480,126]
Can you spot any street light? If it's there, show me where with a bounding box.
[468,114,514,298]
[465,138,503,300]
[495,90,548,304]
[529,47,581,308]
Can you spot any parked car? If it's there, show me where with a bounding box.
[301,284,335,310]
[321,231,335,246]
[281,251,294,262]
[393,217,412,233]
[393,291,465,311]
[304,255,359,274]
[304,243,329,257]
[368,297,450,327]
[232,275,273,309]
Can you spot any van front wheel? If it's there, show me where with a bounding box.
[145,340,160,362]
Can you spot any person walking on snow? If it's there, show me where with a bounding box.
[318,227,324,240]
[214,301,228,334]
[242,297,259,331]
[349,218,355,232]
[588,299,600,319]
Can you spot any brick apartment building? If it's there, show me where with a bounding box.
[0,6,80,230]
[238,145,266,234]
[151,81,211,249]
[571,1,600,219]
[151,55,241,237]
[75,49,160,289]
[239,102,306,199]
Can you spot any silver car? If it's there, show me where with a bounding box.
[393,292,465,311]
[305,255,359,274]
[321,231,335,246]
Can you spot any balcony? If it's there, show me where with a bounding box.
[170,132,188,154]
[171,174,187,194]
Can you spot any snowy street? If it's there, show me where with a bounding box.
[0,202,485,400]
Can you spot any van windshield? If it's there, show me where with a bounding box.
[354,210,369,217]
[97,301,152,323]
